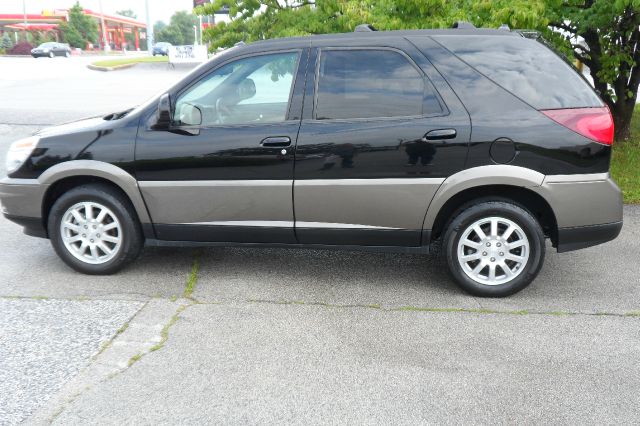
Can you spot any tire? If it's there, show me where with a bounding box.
[48,184,143,274]
[48,51,54,58]
[443,200,545,297]
[65,51,70,58]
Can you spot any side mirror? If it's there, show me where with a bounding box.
[178,103,202,126]
[153,93,171,130]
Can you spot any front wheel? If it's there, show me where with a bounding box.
[443,201,545,297]
[48,184,143,274]
[48,51,54,58]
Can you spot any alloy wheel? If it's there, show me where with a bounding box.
[59,202,122,265]
[456,216,530,285]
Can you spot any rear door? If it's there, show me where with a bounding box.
[293,37,470,246]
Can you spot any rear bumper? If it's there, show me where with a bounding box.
[557,221,622,253]
[2,213,47,238]
[533,173,623,252]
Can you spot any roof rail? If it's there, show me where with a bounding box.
[451,21,475,29]
[516,30,541,39]
[355,24,377,32]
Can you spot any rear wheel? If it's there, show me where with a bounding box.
[443,201,545,297]
[48,184,143,274]
[64,51,70,58]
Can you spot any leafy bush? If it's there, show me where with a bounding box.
[8,42,33,55]
[0,48,5,55]
[1,33,13,50]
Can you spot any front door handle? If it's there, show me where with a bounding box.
[423,129,457,141]
[261,136,291,147]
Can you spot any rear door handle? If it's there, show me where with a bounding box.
[423,129,457,141]
[261,136,291,147]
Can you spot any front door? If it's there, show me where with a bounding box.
[293,40,471,246]
[135,49,306,243]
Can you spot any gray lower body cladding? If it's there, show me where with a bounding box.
[0,170,623,253]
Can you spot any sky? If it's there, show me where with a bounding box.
[3,0,196,24]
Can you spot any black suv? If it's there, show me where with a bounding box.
[0,25,622,297]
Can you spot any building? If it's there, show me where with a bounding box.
[0,8,147,50]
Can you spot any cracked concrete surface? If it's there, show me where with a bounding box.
[2,151,640,424]
[46,303,640,425]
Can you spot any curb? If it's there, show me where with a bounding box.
[87,62,138,72]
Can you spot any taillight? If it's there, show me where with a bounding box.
[541,107,614,145]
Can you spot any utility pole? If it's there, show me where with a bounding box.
[22,0,28,41]
[98,0,110,52]
[145,0,153,55]
[199,15,203,45]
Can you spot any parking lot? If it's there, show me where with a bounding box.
[1,56,639,424]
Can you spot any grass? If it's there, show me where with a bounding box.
[611,105,640,203]
[183,254,200,300]
[91,55,168,68]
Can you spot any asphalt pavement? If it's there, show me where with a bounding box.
[1,55,639,425]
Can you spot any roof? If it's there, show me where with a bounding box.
[248,27,520,48]
[5,22,59,30]
[0,9,145,28]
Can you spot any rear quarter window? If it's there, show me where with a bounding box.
[433,35,603,110]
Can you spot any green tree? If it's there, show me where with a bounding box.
[59,2,99,48]
[155,11,198,45]
[154,20,167,34]
[1,33,14,50]
[197,0,640,142]
[545,0,640,141]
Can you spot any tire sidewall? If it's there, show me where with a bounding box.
[48,186,141,275]
[444,202,545,297]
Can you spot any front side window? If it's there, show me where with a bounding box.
[315,49,440,120]
[174,51,299,126]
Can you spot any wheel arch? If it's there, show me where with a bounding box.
[39,161,151,232]
[424,166,558,246]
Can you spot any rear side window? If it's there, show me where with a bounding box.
[434,35,603,110]
[315,49,442,120]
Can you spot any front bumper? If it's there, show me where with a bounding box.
[0,177,48,238]
[533,173,623,252]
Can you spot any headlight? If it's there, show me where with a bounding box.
[5,136,39,174]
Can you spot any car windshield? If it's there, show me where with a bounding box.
[39,42,56,48]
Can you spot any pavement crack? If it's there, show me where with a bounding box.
[182,251,201,301]
[0,294,153,302]
[128,304,190,367]
[45,300,150,424]
[91,301,148,361]
[243,298,640,318]
[31,299,190,424]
